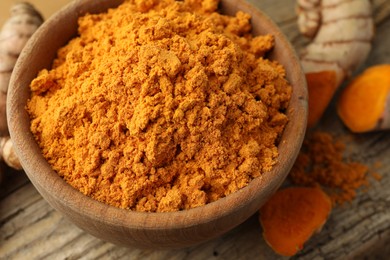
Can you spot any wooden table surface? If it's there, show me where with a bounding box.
[1,0,390,259]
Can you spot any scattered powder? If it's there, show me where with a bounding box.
[289,131,376,205]
[27,0,292,212]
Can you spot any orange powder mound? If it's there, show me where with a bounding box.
[289,131,370,205]
[27,0,292,212]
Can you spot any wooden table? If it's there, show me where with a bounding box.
[1,0,390,259]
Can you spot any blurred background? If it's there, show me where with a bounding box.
[0,0,72,25]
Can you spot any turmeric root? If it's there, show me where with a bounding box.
[259,187,332,256]
[0,2,43,93]
[337,64,390,133]
[306,70,337,127]
[0,2,43,180]
[296,0,375,127]
[0,91,7,135]
[0,136,22,170]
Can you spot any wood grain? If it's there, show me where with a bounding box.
[1,0,390,258]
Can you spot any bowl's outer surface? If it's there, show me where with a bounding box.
[8,0,307,249]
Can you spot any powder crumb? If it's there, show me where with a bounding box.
[289,131,377,205]
[27,0,292,212]
[370,171,382,181]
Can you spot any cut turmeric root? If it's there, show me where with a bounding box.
[297,0,374,127]
[306,71,338,127]
[338,64,390,133]
[259,187,332,256]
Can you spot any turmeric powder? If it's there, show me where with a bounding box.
[27,0,292,212]
[289,131,370,205]
[259,186,332,256]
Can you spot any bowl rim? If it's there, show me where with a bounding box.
[7,0,307,232]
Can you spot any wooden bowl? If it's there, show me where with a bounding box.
[7,0,307,249]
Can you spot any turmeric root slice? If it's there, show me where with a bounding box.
[297,0,374,128]
[337,64,390,133]
[259,187,332,257]
[306,70,338,127]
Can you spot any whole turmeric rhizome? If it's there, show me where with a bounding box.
[27,0,292,212]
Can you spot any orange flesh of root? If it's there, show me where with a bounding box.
[259,187,332,257]
[338,64,390,133]
[306,71,338,128]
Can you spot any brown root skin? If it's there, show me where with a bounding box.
[0,3,43,173]
[0,136,22,170]
[296,0,320,38]
[0,92,8,136]
[306,70,338,128]
[0,2,43,94]
[259,187,332,257]
[338,64,390,133]
[297,0,374,127]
